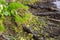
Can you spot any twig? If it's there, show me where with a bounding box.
[0,34,9,40]
[22,24,40,40]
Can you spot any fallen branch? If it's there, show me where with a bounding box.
[27,4,58,11]
[33,12,60,16]
[22,24,40,40]
[0,34,9,40]
[47,18,60,22]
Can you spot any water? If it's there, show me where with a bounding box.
[53,0,60,9]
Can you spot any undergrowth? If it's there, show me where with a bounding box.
[0,0,47,40]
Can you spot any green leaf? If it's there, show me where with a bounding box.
[0,19,4,34]
[23,13,32,21]
[15,15,24,23]
[0,23,4,34]
[15,13,32,23]
[3,11,10,16]
[8,2,29,10]
[0,0,6,4]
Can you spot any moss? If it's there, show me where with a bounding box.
[0,0,48,40]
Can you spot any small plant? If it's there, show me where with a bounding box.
[8,2,29,11]
[0,19,5,34]
[0,0,32,34]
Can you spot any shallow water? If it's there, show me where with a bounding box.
[53,0,60,9]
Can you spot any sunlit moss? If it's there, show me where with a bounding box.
[17,0,39,4]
